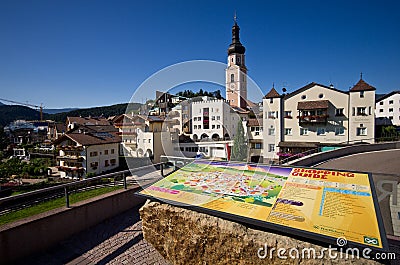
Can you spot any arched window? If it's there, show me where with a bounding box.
[230,74,234,83]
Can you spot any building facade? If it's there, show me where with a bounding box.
[375,91,400,126]
[55,131,121,178]
[263,79,376,162]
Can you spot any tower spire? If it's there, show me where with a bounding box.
[234,11,237,24]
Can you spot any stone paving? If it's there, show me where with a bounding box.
[16,203,170,265]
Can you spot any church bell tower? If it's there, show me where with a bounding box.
[225,16,247,109]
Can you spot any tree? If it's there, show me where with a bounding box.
[231,120,247,161]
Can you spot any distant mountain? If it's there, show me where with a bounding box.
[0,103,142,126]
[43,108,79,114]
[47,103,142,123]
[0,102,4,106]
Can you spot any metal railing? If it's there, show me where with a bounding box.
[0,162,171,216]
[278,137,397,165]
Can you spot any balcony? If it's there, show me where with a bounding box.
[57,155,84,163]
[298,114,328,125]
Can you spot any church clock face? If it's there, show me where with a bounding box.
[230,84,235,92]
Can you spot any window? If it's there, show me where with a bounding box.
[285,128,292,135]
[300,128,308,135]
[389,100,394,104]
[90,162,98,168]
[335,127,345,135]
[389,108,394,112]
[104,150,108,155]
[379,102,383,105]
[194,125,197,129]
[212,116,215,121]
[356,126,367,136]
[360,91,364,98]
[268,127,275,135]
[254,143,262,149]
[268,111,277,119]
[268,144,275,152]
[90,151,98,157]
[111,149,115,154]
[231,74,234,82]
[216,116,220,120]
[284,111,292,118]
[357,107,366,116]
[379,109,383,113]
[335,108,344,116]
[301,95,307,100]
[110,159,116,165]
[198,125,201,129]
[193,117,197,121]
[148,139,151,143]
[212,125,215,129]
[352,107,355,116]
[389,116,393,120]
[270,98,273,103]
[198,117,201,121]
[317,127,326,135]
[217,125,220,129]
[105,160,109,167]
[319,93,324,98]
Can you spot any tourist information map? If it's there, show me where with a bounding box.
[139,160,386,249]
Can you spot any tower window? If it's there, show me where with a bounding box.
[231,74,234,83]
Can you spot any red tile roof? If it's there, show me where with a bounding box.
[350,79,376,92]
[264,88,281,99]
[67,117,111,126]
[247,119,261,127]
[57,132,121,146]
[297,100,329,110]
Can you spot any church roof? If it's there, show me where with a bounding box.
[227,21,246,55]
[350,79,376,92]
[264,87,281,99]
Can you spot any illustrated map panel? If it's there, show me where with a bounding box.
[139,160,385,249]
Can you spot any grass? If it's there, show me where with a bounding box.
[0,186,122,226]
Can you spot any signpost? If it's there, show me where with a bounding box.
[139,160,387,250]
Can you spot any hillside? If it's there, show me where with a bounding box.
[0,102,142,126]
[0,105,42,126]
[43,108,79,114]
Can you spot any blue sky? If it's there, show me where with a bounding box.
[0,0,399,108]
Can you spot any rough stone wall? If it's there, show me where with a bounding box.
[140,201,380,265]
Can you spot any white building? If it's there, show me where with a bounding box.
[247,118,263,163]
[263,78,376,163]
[375,91,400,126]
[55,131,121,178]
[191,98,241,142]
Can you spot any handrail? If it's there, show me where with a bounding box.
[0,162,166,206]
[278,137,398,165]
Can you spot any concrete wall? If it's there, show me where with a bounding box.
[0,188,146,265]
[287,141,400,167]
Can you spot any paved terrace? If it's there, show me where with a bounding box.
[15,203,170,265]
